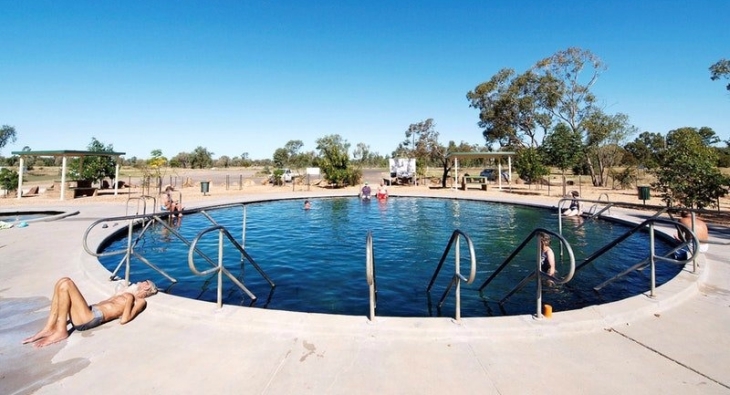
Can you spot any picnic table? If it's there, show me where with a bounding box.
[462,176,488,191]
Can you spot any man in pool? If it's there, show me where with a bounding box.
[22,277,157,348]
[675,210,710,256]
[360,182,372,200]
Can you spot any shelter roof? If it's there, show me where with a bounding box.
[446,151,516,160]
[10,150,125,157]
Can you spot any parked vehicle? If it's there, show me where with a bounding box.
[479,169,497,181]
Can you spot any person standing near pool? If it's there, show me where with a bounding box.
[22,277,157,348]
[539,233,556,276]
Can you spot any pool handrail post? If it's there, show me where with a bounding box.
[218,229,224,309]
[535,237,543,318]
[366,231,377,321]
[427,229,477,322]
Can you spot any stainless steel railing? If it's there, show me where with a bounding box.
[426,229,477,322]
[83,202,274,308]
[188,225,275,308]
[478,228,575,318]
[365,231,377,321]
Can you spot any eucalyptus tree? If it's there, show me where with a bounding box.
[581,110,637,187]
[0,125,17,154]
[709,59,730,91]
[467,69,551,149]
[395,119,455,187]
[170,152,191,168]
[654,127,728,209]
[352,142,371,167]
[190,146,214,169]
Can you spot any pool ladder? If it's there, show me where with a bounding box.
[478,229,576,318]
[83,203,275,308]
[426,230,478,322]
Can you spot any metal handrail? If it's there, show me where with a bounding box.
[365,231,377,321]
[592,219,699,295]
[82,203,263,298]
[478,228,575,318]
[126,195,158,217]
[572,208,668,274]
[426,229,477,322]
[188,225,276,309]
[557,197,651,235]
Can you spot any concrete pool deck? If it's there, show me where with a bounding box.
[2,190,730,394]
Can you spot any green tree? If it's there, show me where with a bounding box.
[315,134,360,186]
[147,149,167,168]
[1,125,17,154]
[0,167,19,195]
[533,48,606,182]
[624,132,666,170]
[716,140,730,168]
[190,147,213,169]
[240,152,253,167]
[709,59,730,91]
[170,152,191,168]
[514,147,549,188]
[272,148,289,168]
[467,69,551,148]
[542,123,583,195]
[216,155,231,168]
[395,119,454,187]
[582,110,637,187]
[653,127,728,209]
[352,142,371,167]
[68,138,117,185]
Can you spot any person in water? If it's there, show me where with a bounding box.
[562,191,582,217]
[304,200,311,210]
[360,182,372,199]
[676,210,709,249]
[22,277,158,348]
[539,233,556,276]
[376,182,388,200]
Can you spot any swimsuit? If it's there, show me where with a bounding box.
[540,251,551,273]
[73,305,104,331]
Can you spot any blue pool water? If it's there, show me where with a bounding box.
[98,197,679,317]
[0,211,64,222]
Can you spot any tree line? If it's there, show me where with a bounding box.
[2,50,729,208]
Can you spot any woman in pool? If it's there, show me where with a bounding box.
[562,191,582,217]
[23,277,157,348]
[540,233,556,276]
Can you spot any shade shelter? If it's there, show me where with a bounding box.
[10,150,126,200]
[446,151,516,191]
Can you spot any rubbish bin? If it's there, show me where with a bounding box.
[637,186,650,203]
[200,181,210,195]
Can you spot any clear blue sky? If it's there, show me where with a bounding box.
[2,1,728,160]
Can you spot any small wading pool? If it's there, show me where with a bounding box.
[0,211,67,223]
[98,197,679,317]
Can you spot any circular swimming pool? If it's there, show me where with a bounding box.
[98,197,679,317]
